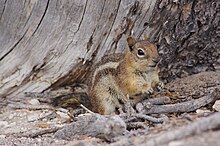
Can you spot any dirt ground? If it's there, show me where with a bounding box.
[0,71,220,146]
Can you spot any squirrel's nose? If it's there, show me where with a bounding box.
[152,57,160,64]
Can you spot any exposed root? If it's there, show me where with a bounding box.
[138,88,219,114]
[143,112,220,146]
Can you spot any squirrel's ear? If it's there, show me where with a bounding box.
[143,32,148,41]
[127,36,136,51]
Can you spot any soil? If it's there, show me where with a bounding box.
[0,71,220,146]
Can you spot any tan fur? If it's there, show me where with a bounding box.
[89,36,163,115]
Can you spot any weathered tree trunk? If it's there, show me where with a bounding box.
[0,0,219,99]
[0,0,157,98]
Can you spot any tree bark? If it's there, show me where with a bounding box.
[0,0,219,99]
[0,0,157,98]
[149,0,220,82]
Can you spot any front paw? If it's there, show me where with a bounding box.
[156,82,164,92]
[146,87,154,95]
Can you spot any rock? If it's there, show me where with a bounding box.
[213,100,220,112]
[7,122,16,127]
[0,121,8,128]
[56,111,70,119]
[196,109,211,114]
[8,113,16,120]
[0,135,6,139]
[28,99,40,105]
[27,112,41,122]
[168,141,184,146]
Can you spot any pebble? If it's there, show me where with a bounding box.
[28,99,40,105]
[56,111,69,119]
[168,141,184,146]
[196,109,212,117]
[27,113,41,121]
[7,122,16,127]
[0,121,8,128]
[8,113,16,120]
[213,100,220,112]
[20,127,27,131]
[0,135,6,139]
[196,109,211,114]
[57,108,69,113]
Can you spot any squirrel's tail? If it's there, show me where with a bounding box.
[51,92,92,110]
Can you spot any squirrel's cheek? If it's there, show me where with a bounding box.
[144,61,150,67]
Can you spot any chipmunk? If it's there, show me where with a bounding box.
[48,34,163,115]
[88,34,164,115]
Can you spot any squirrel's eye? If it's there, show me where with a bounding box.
[137,48,145,57]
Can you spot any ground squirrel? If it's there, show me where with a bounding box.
[88,35,164,115]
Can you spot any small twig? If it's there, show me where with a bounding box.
[24,92,50,98]
[126,122,148,129]
[125,114,168,123]
[0,98,7,108]
[7,97,51,104]
[68,108,86,118]
[140,88,219,114]
[136,96,171,113]
[80,104,94,114]
[13,127,60,138]
[136,114,168,123]
[28,111,57,122]
[144,96,171,105]
[8,103,53,110]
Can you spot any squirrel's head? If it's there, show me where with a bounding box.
[126,34,159,71]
